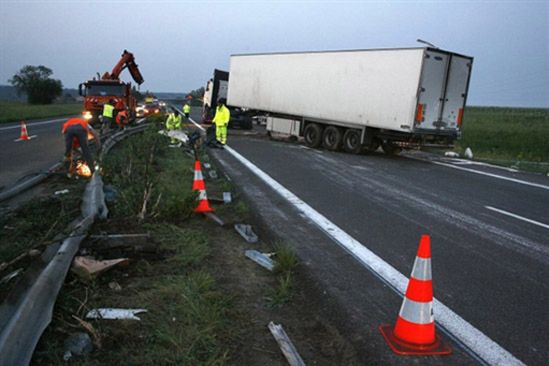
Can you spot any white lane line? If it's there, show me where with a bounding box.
[432,161,549,191]
[222,145,524,366]
[486,206,549,230]
[0,117,69,131]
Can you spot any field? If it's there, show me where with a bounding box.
[455,106,549,172]
[0,100,82,123]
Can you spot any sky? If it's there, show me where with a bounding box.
[0,0,548,107]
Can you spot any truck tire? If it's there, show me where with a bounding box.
[381,141,402,156]
[304,123,323,148]
[342,129,362,154]
[322,126,343,151]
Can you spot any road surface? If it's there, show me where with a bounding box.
[205,126,548,365]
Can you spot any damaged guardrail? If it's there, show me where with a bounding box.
[0,125,147,366]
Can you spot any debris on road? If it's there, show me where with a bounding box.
[223,192,232,204]
[268,321,306,366]
[245,250,275,271]
[71,256,129,281]
[89,233,150,239]
[0,268,23,285]
[444,151,460,158]
[86,308,147,321]
[464,147,474,159]
[63,332,93,361]
[235,224,258,243]
[54,189,70,195]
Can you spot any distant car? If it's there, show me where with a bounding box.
[135,104,145,118]
[143,103,161,116]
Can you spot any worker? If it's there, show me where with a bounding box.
[115,108,129,129]
[165,108,182,145]
[101,99,115,134]
[183,102,191,118]
[212,98,230,148]
[62,117,101,177]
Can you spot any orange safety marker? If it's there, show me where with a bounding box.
[379,235,452,355]
[14,121,37,142]
[192,160,214,213]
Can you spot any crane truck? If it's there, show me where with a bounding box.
[79,50,144,126]
[227,47,473,154]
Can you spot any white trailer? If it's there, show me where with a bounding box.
[227,47,473,154]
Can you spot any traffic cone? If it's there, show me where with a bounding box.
[192,160,214,213]
[379,235,452,355]
[14,121,35,142]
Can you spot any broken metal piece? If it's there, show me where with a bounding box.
[268,322,306,366]
[0,268,23,285]
[245,250,274,271]
[223,192,232,204]
[234,224,258,243]
[86,308,147,321]
[204,212,225,227]
[54,189,69,195]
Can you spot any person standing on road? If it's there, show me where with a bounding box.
[165,108,182,145]
[212,98,230,148]
[183,102,191,118]
[62,117,101,176]
[101,99,115,134]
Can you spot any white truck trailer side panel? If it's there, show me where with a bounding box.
[228,49,425,132]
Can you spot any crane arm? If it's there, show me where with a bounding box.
[101,50,144,85]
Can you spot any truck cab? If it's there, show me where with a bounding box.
[79,80,135,125]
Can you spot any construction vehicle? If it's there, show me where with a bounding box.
[228,47,473,154]
[202,69,252,129]
[79,50,144,125]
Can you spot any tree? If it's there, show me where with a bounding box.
[9,65,63,104]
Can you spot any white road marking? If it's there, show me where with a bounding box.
[222,145,524,366]
[485,206,549,230]
[432,161,549,191]
[14,135,38,142]
[0,117,68,131]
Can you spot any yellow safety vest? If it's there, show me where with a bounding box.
[183,104,191,114]
[102,104,114,118]
[212,105,230,126]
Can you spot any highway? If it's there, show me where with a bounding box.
[0,117,70,192]
[205,125,548,365]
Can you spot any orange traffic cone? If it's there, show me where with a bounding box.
[192,160,214,213]
[379,235,452,355]
[15,121,31,141]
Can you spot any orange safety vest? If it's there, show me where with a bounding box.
[116,110,128,125]
[62,118,90,149]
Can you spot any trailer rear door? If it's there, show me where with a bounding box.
[417,50,472,131]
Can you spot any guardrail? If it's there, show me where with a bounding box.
[0,124,148,366]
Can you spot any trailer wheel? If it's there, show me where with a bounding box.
[381,141,402,156]
[304,123,323,148]
[342,129,362,154]
[322,126,343,151]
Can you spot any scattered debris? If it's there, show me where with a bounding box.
[444,151,460,158]
[108,281,122,291]
[89,233,150,239]
[204,163,211,169]
[234,224,258,243]
[86,308,147,321]
[464,147,474,159]
[204,212,226,227]
[54,189,70,195]
[245,250,275,271]
[71,256,129,281]
[72,315,102,349]
[209,170,218,179]
[63,332,93,361]
[223,192,232,203]
[0,268,23,285]
[268,322,306,366]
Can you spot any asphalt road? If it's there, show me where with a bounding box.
[206,127,548,365]
[0,117,71,192]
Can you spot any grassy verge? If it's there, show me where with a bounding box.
[456,106,549,173]
[0,100,82,123]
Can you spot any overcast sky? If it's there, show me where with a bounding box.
[1,0,548,107]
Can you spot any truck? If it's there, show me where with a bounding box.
[79,50,144,125]
[227,47,473,154]
[201,69,252,129]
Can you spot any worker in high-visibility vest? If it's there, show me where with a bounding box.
[62,117,101,176]
[183,103,191,118]
[101,99,115,134]
[212,98,230,148]
[165,109,182,145]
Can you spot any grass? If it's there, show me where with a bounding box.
[456,106,549,172]
[0,100,82,123]
[268,242,299,307]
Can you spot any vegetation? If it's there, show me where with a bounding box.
[0,100,81,124]
[9,65,63,104]
[456,107,549,171]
